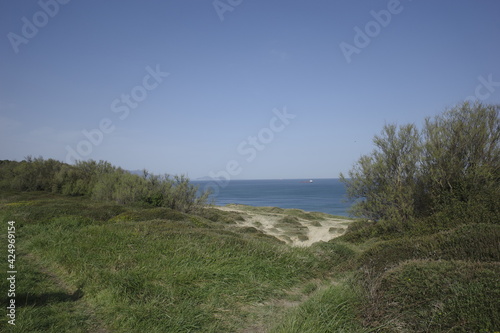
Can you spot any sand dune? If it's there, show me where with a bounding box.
[216,204,353,246]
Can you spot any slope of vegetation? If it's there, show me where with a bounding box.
[0,191,363,332]
[335,102,500,332]
[1,101,498,332]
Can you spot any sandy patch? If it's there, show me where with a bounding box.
[216,205,352,247]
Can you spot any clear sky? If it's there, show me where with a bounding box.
[1,0,499,180]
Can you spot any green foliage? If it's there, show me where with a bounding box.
[2,101,498,332]
[341,123,421,222]
[369,260,500,332]
[0,157,63,192]
[358,223,500,275]
[198,207,243,224]
[276,215,302,227]
[337,102,500,332]
[0,192,332,332]
[0,158,210,213]
[311,240,358,271]
[270,277,367,333]
[421,103,500,220]
[341,102,500,223]
[0,254,94,333]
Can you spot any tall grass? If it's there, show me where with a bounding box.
[0,192,337,332]
[270,276,368,333]
[2,190,498,332]
[368,260,500,332]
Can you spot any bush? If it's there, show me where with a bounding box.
[341,102,500,224]
[0,158,210,213]
[367,260,500,332]
[197,208,243,224]
[357,223,500,275]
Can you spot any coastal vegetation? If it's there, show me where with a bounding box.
[0,158,209,213]
[1,101,498,332]
[336,101,499,332]
[340,101,499,225]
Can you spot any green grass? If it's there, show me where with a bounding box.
[1,191,498,332]
[270,276,368,333]
[1,253,96,333]
[358,223,500,275]
[0,192,338,332]
[348,222,500,332]
[368,260,500,332]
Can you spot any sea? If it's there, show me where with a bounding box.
[193,178,351,217]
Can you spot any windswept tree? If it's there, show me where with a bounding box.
[421,102,500,220]
[341,101,500,223]
[340,123,421,222]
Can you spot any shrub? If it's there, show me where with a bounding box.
[367,260,500,332]
[0,158,210,213]
[197,208,243,224]
[357,223,500,275]
[341,102,500,224]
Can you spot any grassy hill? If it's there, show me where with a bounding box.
[2,103,498,332]
[0,191,362,332]
[1,190,498,332]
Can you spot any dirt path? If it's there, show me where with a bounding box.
[216,205,353,246]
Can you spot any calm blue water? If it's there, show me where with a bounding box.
[194,179,351,217]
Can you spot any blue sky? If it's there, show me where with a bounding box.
[1,0,499,179]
